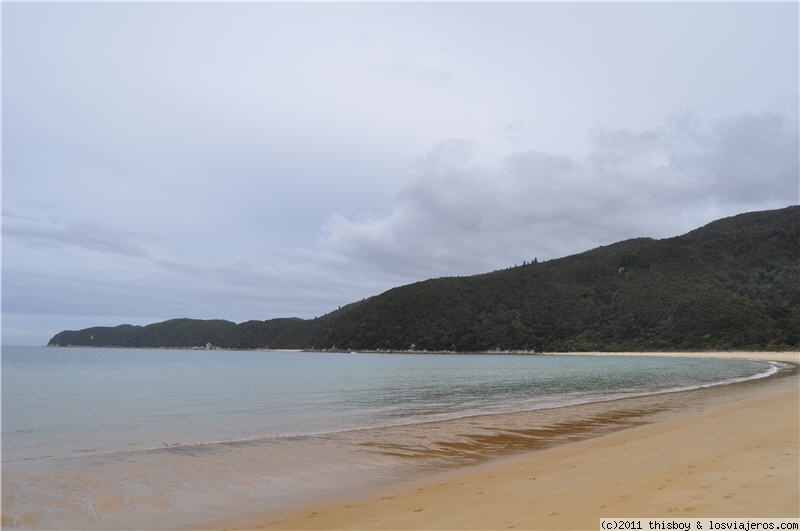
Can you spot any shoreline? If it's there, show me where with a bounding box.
[546,350,800,363]
[41,344,800,357]
[213,351,799,531]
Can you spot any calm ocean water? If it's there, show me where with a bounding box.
[1,346,786,529]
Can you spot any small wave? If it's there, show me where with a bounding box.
[556,359,792,407]
[663,359,791,392]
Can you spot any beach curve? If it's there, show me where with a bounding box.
[213,351,799,531]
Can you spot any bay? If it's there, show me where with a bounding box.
[0,346,785,529]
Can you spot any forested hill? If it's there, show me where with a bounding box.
[49,206,800,352]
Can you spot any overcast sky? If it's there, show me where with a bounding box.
[3,2,799,346]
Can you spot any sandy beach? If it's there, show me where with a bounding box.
[217,352,799,531]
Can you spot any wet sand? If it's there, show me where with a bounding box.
[219,352,799,530]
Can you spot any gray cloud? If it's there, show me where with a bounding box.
[3,212,155,258]
[320,112,799,281]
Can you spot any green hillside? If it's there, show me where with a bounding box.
[48,206,800,351]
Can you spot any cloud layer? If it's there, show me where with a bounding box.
[2,3,798,345]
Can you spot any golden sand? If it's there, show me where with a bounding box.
[220,352,798,530]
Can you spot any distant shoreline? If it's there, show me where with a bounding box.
[41,344,800,359]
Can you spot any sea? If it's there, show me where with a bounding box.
[1,346,790,529]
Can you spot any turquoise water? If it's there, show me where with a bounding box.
[0,347,786,529]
